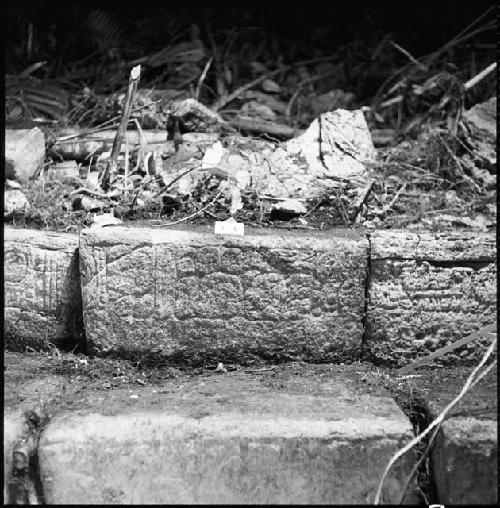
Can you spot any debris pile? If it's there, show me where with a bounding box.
[4,6,496,232]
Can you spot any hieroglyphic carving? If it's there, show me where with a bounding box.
[4,228,80,350]
[367,230,497,365]
[80,227,368,363]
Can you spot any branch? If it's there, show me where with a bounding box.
[99,65,141,191]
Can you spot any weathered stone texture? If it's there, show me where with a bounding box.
[4,228,83,351]
[38,370,417,504]
[366,230,496,365]
[432,417,497,504]
[80,226,368,364]
[3,412,25,504]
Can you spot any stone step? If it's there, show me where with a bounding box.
[367,230,496,365]
[4,354,418,504]
[408,364,498,505]
[4,226,496,366]
[79,225,368,364]
[4,228,82,351]
[6,353,497,504]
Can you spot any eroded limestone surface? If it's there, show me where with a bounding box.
[37,368,417,504]
[366,230,496,365]
[4,228,83,350]
[80,226,368,364]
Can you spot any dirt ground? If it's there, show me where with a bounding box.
[5,349,496,505]
[6,349,496,423]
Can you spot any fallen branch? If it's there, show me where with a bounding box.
[227,116,297,139]
[151,180,228,227]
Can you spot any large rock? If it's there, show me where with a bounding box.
[79,225,368,364]
[285,108,376,183]
[5,128,45,183]
[163,109,375,202]
[227,109,375,199]
[4,228,83,351]
[38,365,418,504]
[366,230,496,365]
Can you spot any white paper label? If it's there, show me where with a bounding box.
[214,217,244,236]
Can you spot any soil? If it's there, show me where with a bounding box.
[6,349,495,425]
[5,348,496,506]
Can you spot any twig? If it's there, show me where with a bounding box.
[70,187,118,199]
[195,57,213,101]
[464,62,497,91]
[213,73,273,111]
[212,51,346,111]
[397,358,496,504]
[374,334,497,504]
[389,41,427,71]
[335,184,351,226]
[151,180,228,227]
[353,179,374,222]
[100,65,141,190]
[376,183,406,216]
[152,164,202,199]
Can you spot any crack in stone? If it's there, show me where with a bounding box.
[8,408,47,505]
[359,233,372,361]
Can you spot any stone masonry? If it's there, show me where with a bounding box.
[79,226,368,364]
[4,228,83,351]
[366,230,496,366]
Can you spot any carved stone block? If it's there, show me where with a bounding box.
[80,226,368,364]
[366,230,496,365]
[4,228,83,350]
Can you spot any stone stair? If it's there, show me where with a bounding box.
[4,225,497,504]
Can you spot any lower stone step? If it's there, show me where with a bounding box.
[35,363,417,504]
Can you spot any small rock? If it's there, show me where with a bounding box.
[215,362,227,373]
[90,212,123,228]
[72,196,106,212]
[5,189,29,217]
